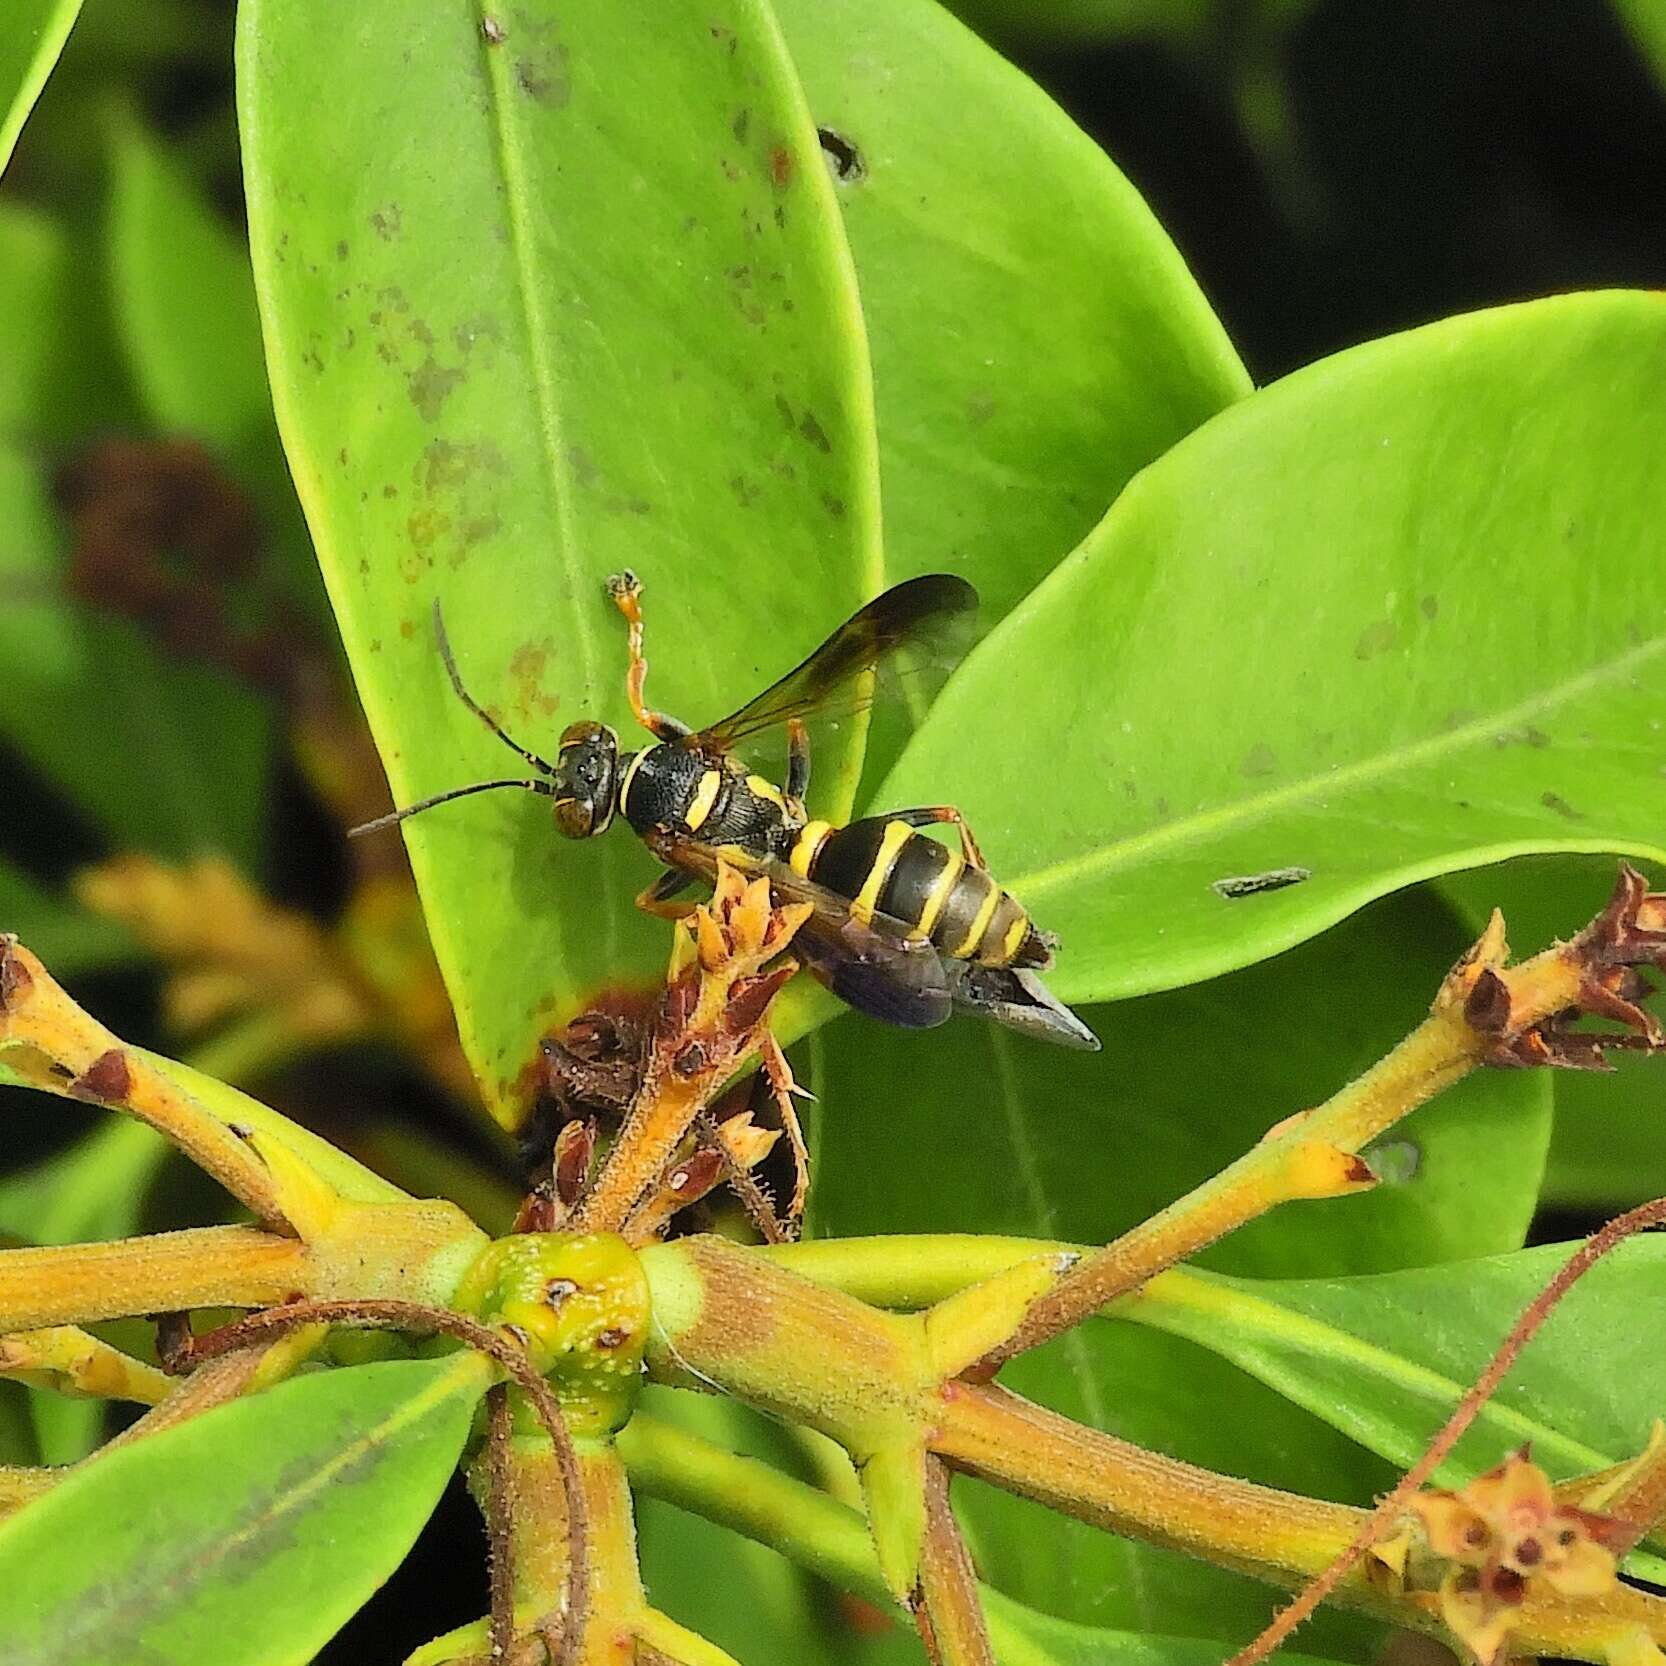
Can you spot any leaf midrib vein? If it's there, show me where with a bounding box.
[475,12,610,972]
[1014,632,1666,900]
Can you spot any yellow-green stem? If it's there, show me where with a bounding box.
[0,1226,306,1330]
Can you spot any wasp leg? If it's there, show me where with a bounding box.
[889,804,988,870]
[635,867,700,920]
[759,1029,813,1227]
[785,718,810,814]
[605,570,691,741]
[432,600,560,774]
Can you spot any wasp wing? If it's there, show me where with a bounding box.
[688,573,977,753]
[643,828,952,1030]
[944,963,1101,1051]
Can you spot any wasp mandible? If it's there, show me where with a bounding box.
[354,573,1099,1052]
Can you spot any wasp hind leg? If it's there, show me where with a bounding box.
[890,804,988,870]
[606,571,692,741]
[759,1029,813,1227]
[636,867,700,920]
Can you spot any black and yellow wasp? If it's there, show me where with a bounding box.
[355,572,1098,1052]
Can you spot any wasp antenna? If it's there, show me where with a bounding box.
[348,776,558,838]
[431,600,561,776]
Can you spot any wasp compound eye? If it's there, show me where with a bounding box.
[552,724,620,839]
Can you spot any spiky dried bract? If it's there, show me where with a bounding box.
[571,863,811,1239]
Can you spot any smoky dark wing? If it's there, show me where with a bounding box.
[690,573,978,753]
[643,828,953,1030]
[792,911,952,1030]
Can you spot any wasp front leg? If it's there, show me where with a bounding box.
[890,804,988,871]
[635,867,700,920]
[606,570,691,741]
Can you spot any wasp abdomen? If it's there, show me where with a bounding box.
[803,815,1046,969]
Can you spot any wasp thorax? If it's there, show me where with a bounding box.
[552,720,620,838]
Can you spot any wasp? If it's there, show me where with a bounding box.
[355,572,1099,1053]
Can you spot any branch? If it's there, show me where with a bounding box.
[0,1226,306,1330]
[979,871,1666,1370]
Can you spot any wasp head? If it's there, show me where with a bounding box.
[551,721,620,838]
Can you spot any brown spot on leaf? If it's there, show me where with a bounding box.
[1354,618,1397,660]
[1541,791,1583,820]
[1240,743,1277,779]
[1420,594,1438,620]
[769,145,793,188]
[369,203,403,241]
[407,358,465,422]
[798,412,831,453]
[481,14,506,42]
[515,44,570,106]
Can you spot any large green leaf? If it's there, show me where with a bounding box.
[0,1356,487,1666]
[980,1593,1344,1666]
[1614,0,1666,88]
[241,0,882,1124]
[0,443,274,864]
[774,0,1248,625]
[882,292,1666,1007]
[106,115,325,625]
[810,887,1544,1643]
[636,1390,874,1666]
[0,1117,170,1463]
[107,115,270,452]
[0,0,84,176]
[0,201,133,446]
[1129,1238,1666,1581]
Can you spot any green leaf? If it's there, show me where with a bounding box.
[810,887,1543,1643]
[1127,1238,1666,1582]
[883,292,1666,1006]
[0,1386,34,1465]
[0,201,134,446]
[0,1116,171,1462]
[0,0,84,176]
[0,858,134,978]
[0,1355,488,1666]
[636,1390,860,1666]
[981,1591,1347,1666]
[774,0,1248,626]
[938,0,1212,51]
[1615,0,1666,88]
[107,114,272,452]
[241,0,884,1123]
[0,442,275,865]
[105,113,325,625]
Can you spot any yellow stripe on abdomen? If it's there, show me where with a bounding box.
[949,879,1002,959]
[790,820,832,878]
[913,849,966,940]
[850,821,916,926]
